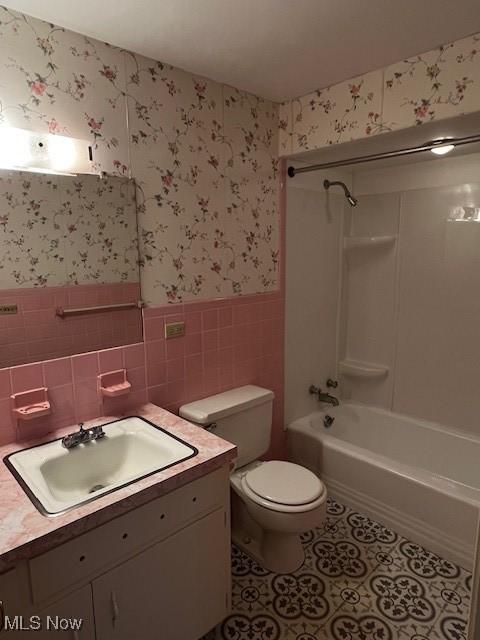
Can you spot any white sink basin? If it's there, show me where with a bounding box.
[4,417,198,516]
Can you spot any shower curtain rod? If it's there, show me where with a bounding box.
[287,133,480,177]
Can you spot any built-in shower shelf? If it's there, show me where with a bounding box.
[338,359,389,379]
[343,235,397,251]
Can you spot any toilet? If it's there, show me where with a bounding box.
[179,385,327,573]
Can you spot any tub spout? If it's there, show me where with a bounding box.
[309,385,340,406]
[319,392,339,407]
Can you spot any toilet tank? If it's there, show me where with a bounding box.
[179,386,275,468]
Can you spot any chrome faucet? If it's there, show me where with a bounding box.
[62,423,106,449]
[309,385,340,406]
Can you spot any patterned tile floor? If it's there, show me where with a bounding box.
[204,498,471,640]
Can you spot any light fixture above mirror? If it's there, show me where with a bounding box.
[0,126,93,175]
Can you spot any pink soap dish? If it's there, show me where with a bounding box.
[11,387,51,421]
[98,369,131,398]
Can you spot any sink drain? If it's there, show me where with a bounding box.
[89,484,105,494]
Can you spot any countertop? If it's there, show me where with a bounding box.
[0,403,236,572]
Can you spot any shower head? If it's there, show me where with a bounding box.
[323,179,358,207]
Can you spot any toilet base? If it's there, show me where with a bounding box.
[231,490,306,573]
[233,528,305,574]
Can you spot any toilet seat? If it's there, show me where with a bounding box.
[240,460,326,513]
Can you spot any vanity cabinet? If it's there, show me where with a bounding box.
[0,466,231,640]
[94,509,228,640]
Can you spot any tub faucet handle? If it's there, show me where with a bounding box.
[326,379,338,388]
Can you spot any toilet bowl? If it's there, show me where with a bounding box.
[231,460,327,572]
[179,385,328,573]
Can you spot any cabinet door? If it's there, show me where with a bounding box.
[1,585,95,639]
[93,508,229,640]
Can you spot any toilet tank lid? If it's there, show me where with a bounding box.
[179,385,274,424]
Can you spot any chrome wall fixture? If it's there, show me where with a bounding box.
[287,134,480,177]
[323,179,358,207]
[55,301,144,318]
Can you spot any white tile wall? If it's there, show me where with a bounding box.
[285,186,342,423]
[341,193,400,408]
[287,151,480,436]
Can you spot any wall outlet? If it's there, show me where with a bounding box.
[165,321,185,339]
[0,304,17,315]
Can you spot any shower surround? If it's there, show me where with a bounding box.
[286,151,480,436]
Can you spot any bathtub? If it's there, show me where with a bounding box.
[287,402,480,570]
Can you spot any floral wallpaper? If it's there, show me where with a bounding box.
[126,57,279,303]
[0,170,139,288]
[281,32,480,156]
[5,9,475,300]
[383,33,480,130]
[278,101,292,155]
[0,7,129,174]
[62,175,139,285]
[0,5,280,305]
[290,70,385,153]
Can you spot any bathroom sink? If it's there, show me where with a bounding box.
[4,416,198,516]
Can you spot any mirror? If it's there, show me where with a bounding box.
[0,170,142,368]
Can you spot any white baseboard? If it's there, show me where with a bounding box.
[325,475,473,571]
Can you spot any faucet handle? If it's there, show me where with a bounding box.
[326,379,338,389]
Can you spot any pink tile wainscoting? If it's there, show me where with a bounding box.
[143,292,285,459]
[0,283,143,368]
[0,343,148,445]
[0,291,285,458]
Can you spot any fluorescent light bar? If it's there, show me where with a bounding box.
[0,126,93,175]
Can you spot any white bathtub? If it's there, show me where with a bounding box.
[287,402,480,570]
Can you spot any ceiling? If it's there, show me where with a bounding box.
[3,0,480,102]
